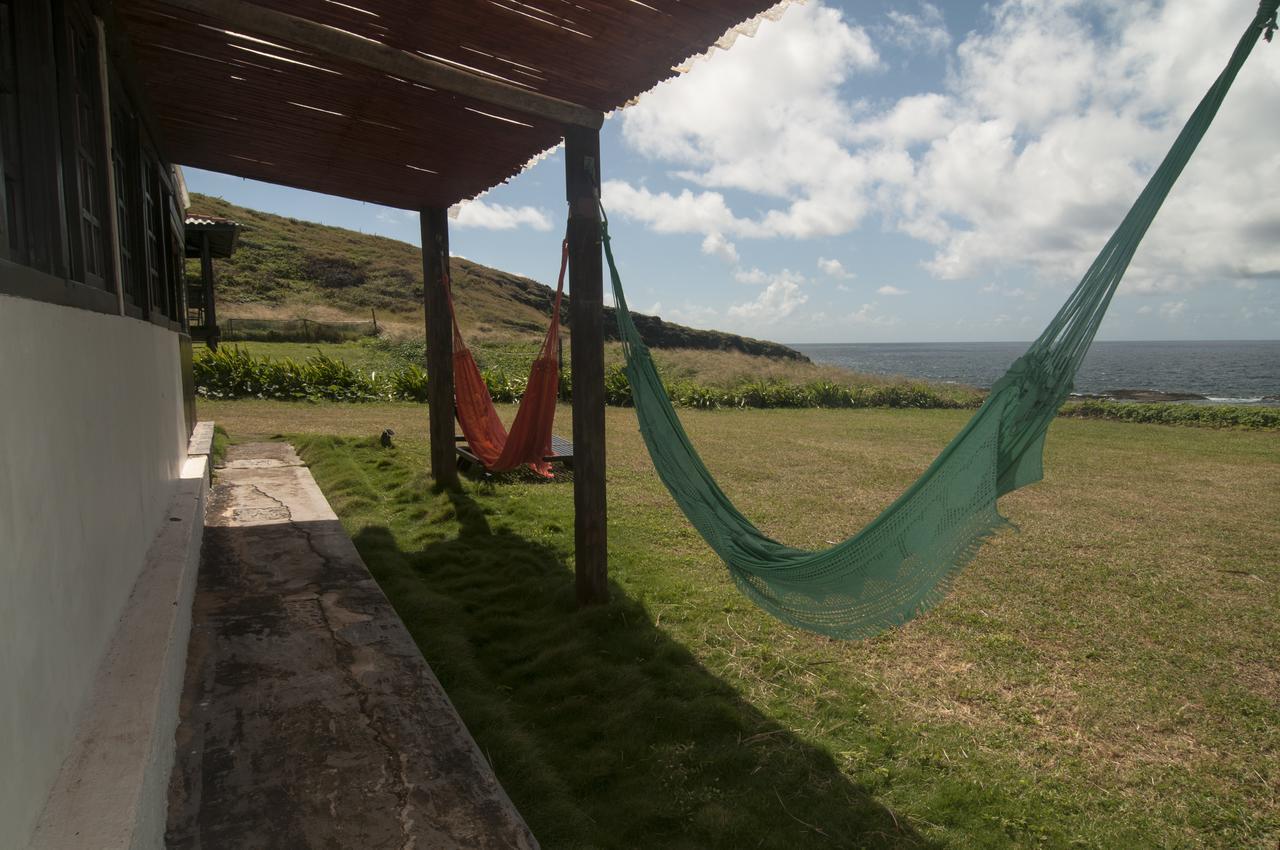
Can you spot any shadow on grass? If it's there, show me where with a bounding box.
[350,486,936,850]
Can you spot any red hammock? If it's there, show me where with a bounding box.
[447,241,567,478]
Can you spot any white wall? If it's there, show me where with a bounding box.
[0,294,188,849]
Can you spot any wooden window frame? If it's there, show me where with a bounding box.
[53,0,111,292]
[140,149,163,318]
[0,0,21,262]
[109,73,144,318]
[163,188,186,330]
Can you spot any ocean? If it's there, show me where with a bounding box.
[790,340,1280,405]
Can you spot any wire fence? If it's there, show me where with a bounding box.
[221,317,379,343]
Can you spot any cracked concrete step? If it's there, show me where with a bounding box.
[167,442,537,849]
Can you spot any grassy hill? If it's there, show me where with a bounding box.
[190,193,806,360]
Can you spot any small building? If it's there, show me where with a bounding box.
[183,214,240,348]
[0,0,778,846]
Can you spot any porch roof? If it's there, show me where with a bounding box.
[113,0,780,209]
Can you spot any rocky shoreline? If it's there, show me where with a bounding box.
[1070,389,1279,404]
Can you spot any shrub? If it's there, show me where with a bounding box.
[1059,401,1279,430]
[390,364,429,402]
[193,349,1276,431]
[195,346,382,402]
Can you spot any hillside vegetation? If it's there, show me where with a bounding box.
[190,193,805,360]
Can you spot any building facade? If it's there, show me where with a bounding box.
[1,1,203,845]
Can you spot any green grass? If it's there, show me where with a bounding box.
[210,424,230,467]
[204,398,1280,848]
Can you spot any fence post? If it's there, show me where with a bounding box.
[371,308,378,334]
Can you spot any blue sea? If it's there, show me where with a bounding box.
[790,340,1280,405]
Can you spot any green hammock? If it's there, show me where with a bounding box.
[604,2,1278,640]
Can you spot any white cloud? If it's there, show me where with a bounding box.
[897,0,1280,289]
[877,284,909,295]
[848,302,899,326]
[601,181,750,236]
[733,267,769,286]
[1158,300,1188,320]
[880,3,951,55]
[728,270,808,323]
[701,232,739,265]
[607,0,1279,300]
[1137,304,1153,315]
[610,3,885,240]
[817,257,854,278]
[979,283,1027,297]
[449,199,552,231]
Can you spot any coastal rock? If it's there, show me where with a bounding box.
[1073,389,1208,402]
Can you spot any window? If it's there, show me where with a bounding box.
[0,0,24,262]
[0,0,184,320]
[141,152,166,316]
[165,193,186,327]
[110,89,142,311]
[58,3,109,290]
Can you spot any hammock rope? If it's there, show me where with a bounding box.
[448,239,568,477]
[603,1,1276,639]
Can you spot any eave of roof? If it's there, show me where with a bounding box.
[183,215,241,257]
[114,0,781,209]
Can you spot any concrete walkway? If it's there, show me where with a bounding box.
[166,443,537,849]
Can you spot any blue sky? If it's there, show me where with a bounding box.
[185,0,1280,344]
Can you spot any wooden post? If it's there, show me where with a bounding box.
[421,207,459,489]
[200,231,218,350]
[565,126,608,606]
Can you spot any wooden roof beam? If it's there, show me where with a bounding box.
[153,0,605,129]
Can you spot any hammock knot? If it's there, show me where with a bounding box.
[1261,0,1279,41]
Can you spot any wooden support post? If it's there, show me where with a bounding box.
[565,126,608,607]
[200,231,219,350]
[421,207,459,490]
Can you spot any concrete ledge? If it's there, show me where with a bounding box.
[167,443,537,848]
[29,454,209,850]
[187,421,215,460]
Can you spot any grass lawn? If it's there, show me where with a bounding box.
[201,398,1279,849]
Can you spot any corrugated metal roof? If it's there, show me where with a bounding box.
[114,0,781,209]
[184,215,240,228]
[183,214,242,257]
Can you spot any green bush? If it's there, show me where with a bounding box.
[1059,401,1279,429]
[193,348,1277,430]
[389,364,429,403]
[195,346,383,402]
